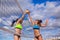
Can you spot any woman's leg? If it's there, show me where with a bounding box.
[34,29,39,40]
[14,35,19,40]
[34,29,43,40]
[38,34,43,40]
[34,37,38,40]
[14,28,21,40]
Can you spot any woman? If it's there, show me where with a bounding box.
[26,10,48,40]
[11,13,26,40]
[11,9,30,40]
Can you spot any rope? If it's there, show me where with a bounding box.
[11,0,25,26]
[15,0,24,14]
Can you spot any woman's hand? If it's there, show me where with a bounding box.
[46,19,48,23]
[25,9,30,14]
[26,9,34,25]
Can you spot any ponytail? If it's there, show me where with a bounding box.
[37,20,42,26]
[11,18,19,27]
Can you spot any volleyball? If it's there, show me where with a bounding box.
[25,9,30,14]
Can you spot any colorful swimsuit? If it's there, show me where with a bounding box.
[15,24,22,30]
[33,25,40,29]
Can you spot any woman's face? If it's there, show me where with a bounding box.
[34,20,38,24]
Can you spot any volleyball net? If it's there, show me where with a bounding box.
[0,0,33,38]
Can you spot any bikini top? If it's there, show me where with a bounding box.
[33,24,40,29]
[15,24,22,28]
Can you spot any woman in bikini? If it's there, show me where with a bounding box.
[11,12,26,40]
[26,10,48,40]
[11,9,30,40]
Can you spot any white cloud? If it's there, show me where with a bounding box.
[1,15,18,26]
[22,20,30,27]
[46,2,56,8]
[8,16,18,20]
[0,18,2,23]
[26,27,33,31]
[3,26,9,29]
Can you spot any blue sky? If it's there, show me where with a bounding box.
[32,0,59,4]
[0,0,60,40]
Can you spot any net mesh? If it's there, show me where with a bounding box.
[0,0,33,39]
[0,0,22,17]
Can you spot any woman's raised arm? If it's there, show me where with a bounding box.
[16,13,26,24]
[28,14,34,25]
[41,19,48,27]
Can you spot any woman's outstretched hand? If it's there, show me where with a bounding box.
[44,19,49,26]
[25,9,30,15]
[46,19,49,23]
